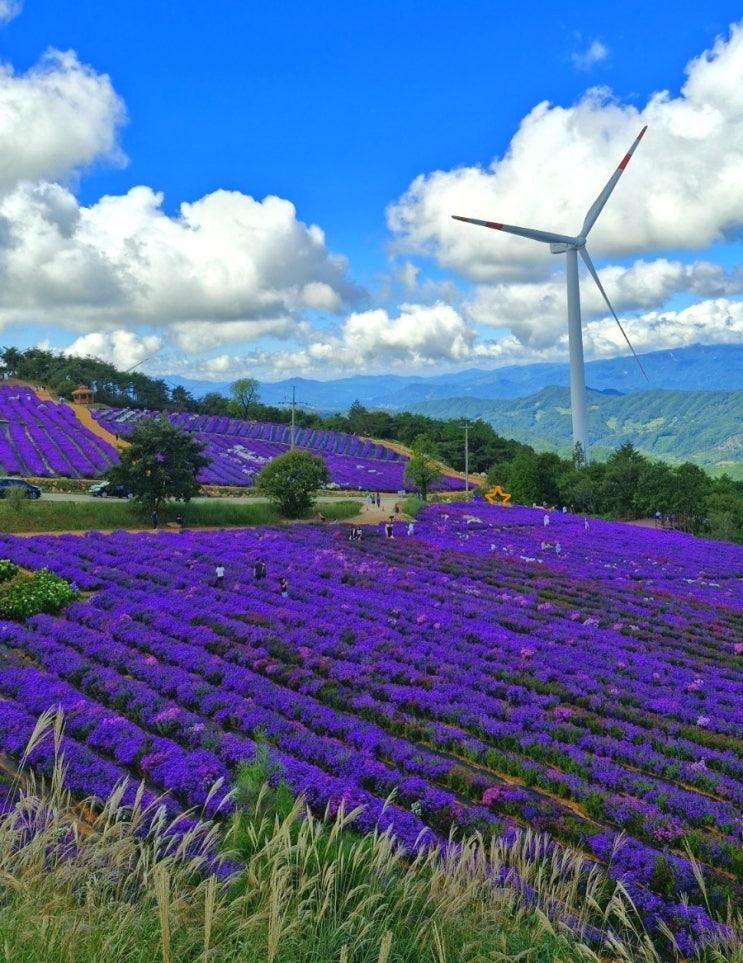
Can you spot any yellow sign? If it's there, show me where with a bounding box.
[484,485,512,505]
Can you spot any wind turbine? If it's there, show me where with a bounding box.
[452,127,648,464]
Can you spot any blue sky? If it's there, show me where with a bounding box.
[1,0,743,381]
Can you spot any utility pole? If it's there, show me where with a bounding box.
[290,385,296,451]
[464,420,469,493]
[279,386,315,450]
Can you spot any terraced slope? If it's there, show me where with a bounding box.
[0,386,118,478]
[0,504,739,955]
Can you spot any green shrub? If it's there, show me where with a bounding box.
[0,559,19,584]
[0,568,78,621]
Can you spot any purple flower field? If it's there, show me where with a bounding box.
[94,406,464,491]
[0,503,740,953]
[0,386,118,478]
[0,386,463,490]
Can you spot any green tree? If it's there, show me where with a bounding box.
[404,436,442,501]
[670,461,711,534]
[105,419,209,511]
[169,384,196,411]
[0,346,23,377]
[706,490,743,543]
[486,461,512,488]
[507,452,540,505]
[601,443,649,517]
[558,463,606,515]
[535,452,565,506]
[572,441,587,469]
[230,378,260,419]
[256,450,329,517]
[635,460,675,517]
[201,392,231,415]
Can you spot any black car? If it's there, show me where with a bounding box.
[89,481,131,498]
[0,478,42,499]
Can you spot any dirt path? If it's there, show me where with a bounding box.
[345,494,410,526]
[359,435,482,484]
[67,402,128,450]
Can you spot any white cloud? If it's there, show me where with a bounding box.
[64,329,162,370]
[169,318,295,353]
[467,297,743,368]
[300,281,342,311]
[0,183,359,331]
[387,22,743,280]
[164,292,743,381]
[583,297,743,357]
[0,0,21,24]
[254,302,474,376]
[466,257,743,346]
[0,48,358,346]
[572,40,608,71]
[0,50,125,192]
[397,260,420,293]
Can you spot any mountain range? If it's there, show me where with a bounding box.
[166,344,743,409]
[164,343,743,474]
[408,386,743,472]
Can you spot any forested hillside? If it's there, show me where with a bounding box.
[411,387,743,473]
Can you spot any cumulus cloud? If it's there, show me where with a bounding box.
[252,302,475,376]
[387,22,743,280]
[0,47,358,346]
[0,50,125,192]
[572,40,608,71]
[0,183,359,331]
[63,329,162,370]
[163,291,743,381]
[466,257,743,346]
[466,296,743,367]
[582,297,743,358]
[0,0,21,24]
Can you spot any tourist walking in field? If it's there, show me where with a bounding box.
[407,522,415,536]
[279,576,289,598]
[385,521,394,539]
[215,563,225,587]
[376,493,381,508]
[254,558,267,580]
[176,512,184,529]
[543,513,550,527]
[151,509,158,530]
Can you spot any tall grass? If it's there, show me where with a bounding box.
[0,712,740,963]
[0,499,361,533]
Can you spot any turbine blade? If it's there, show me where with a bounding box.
[579,247,648,381]
[451,215,573,246]
[580,126,647,237]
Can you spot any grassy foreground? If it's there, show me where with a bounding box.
[1,715,740,963]
[0,499,361,533]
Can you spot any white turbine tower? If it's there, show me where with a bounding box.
[453,127,648,464]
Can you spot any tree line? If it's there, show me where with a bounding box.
[3,347,742,542]
[490,443,743,543]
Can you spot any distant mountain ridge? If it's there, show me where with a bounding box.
[165,344,743,409]
[409,386,743,473]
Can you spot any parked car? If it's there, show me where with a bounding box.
[0,478,41,499]
[89,481,131,498]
